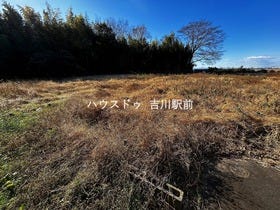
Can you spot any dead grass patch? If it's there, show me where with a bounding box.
[1,74,280,209]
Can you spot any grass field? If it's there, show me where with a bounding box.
[0,73,280,209]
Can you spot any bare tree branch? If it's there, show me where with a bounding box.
[179,20,225,65]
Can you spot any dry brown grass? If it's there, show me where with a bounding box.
[1,73,279,123]
[0,73,280,209]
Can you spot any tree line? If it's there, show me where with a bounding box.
[0,2,224,79]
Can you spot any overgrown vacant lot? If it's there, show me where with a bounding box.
[0,73,280,209]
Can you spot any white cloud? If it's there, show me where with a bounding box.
[243,55,279,68]
[196,55,280,68]
[246,55,272,60]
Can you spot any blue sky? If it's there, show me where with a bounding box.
[6,0,280,68]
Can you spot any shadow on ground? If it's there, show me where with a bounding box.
[207,158,280,210]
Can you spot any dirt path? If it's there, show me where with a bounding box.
[216,158,280,210]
